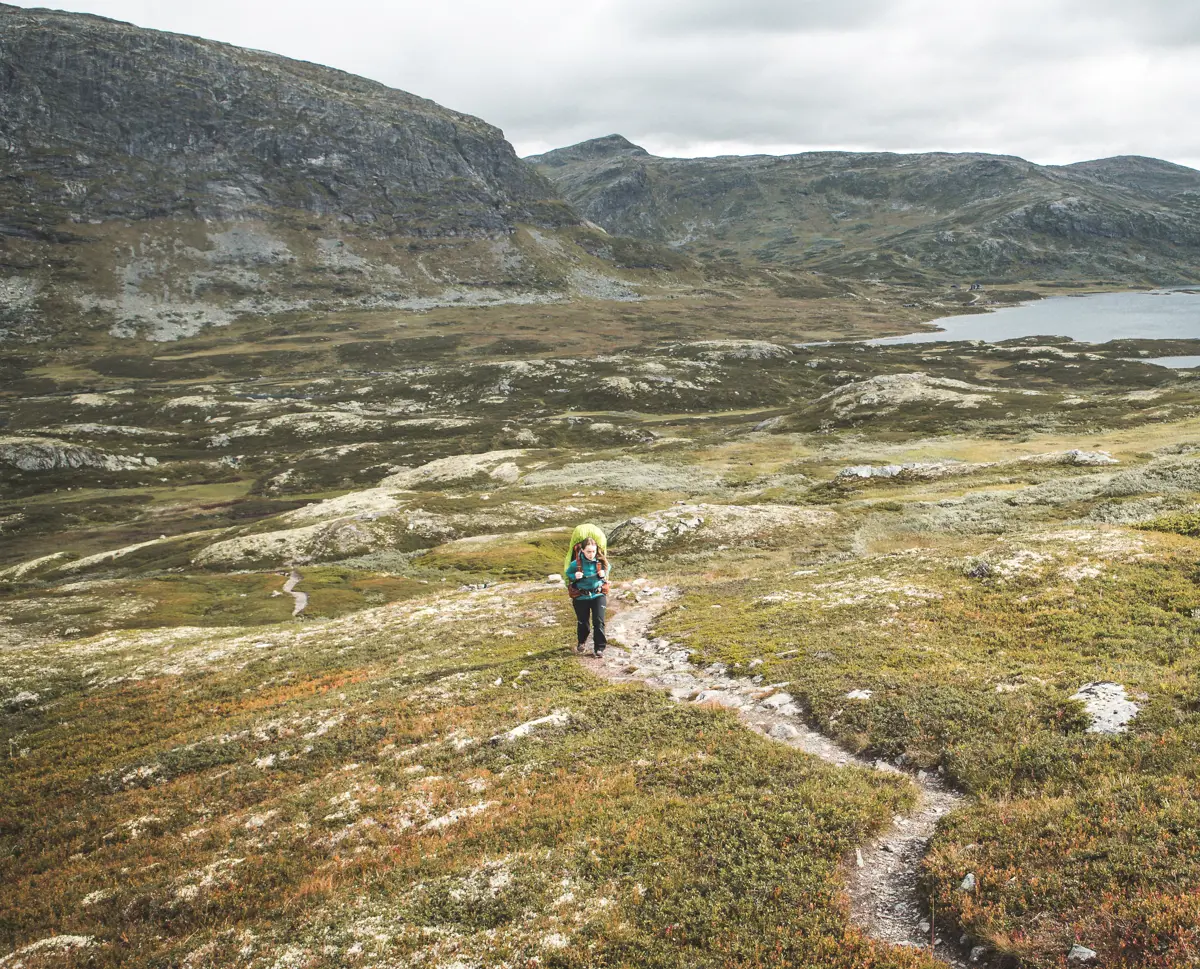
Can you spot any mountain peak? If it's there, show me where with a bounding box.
[525,134,650,167]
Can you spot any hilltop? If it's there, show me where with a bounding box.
[528,136,1200,284]
[0,7,695,343]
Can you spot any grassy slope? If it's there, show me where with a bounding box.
[0,586,922,969]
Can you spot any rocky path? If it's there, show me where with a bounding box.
[594,584,969,966]
[283,570,307,617]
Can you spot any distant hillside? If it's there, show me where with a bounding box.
[528,137,1200,285]
[0,7,685,342]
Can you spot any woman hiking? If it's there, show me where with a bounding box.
[564,525,610,657]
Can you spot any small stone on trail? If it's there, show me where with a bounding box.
[768,723,800,741]
[846,689,873,700]
[759,691,794,711]
[917,920,930,934]
[1068,944,1098,964]
[970,946,988,963]
[855,847,864,868]
[546,574,563,585]
[960,872,976,892]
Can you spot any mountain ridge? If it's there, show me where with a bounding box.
[528,135,1200,284]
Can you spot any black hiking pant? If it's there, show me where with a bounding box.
[573,595,607,651]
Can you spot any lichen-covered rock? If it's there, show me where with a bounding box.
[671,340,793,361]
[0,437,157,471]
[610,503,836,553]
[1070,681,1140,734]
[838,460,978,481]
[192,520,387,567]
[381,450,529,490]
[818,373,1004,416]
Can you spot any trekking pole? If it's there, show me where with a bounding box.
[930,897,935,949]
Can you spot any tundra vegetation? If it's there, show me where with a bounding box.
[4,289,1200,969]
[6,8,1200,966]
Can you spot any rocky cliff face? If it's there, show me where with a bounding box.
[0,7,687,342]
[0,4,571,236]
[529,137,1200,284]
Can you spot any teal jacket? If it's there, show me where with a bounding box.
[565,556,609,600]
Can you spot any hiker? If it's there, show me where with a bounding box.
[564,527,610,657]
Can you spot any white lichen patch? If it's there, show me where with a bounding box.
[0,935,95,966]
[762,576,942,610]
[523,459,724,492]
[215,411,387,443]
[0,552,70,580]
[420,801,499,833]
[56,537,172,574]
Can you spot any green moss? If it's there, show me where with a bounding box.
[422,529,572,580]
[1137,510,1200,538]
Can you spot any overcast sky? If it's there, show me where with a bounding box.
[9,0,1200,168]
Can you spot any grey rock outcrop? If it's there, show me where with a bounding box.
[0,436,157,471]
[1067,943,1098,964]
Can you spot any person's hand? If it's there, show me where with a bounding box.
[598,569,606,578]
[575,571,583,579]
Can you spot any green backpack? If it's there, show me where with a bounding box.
[564,523,609,598]
[562,523,607,574]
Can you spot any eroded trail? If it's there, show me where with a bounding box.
[595,585,968,967]
[283,570,308,617]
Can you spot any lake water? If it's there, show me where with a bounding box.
[1140,355,1200,369]
[869,290,1200,354]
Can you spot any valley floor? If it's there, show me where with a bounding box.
[4,296,1200,968]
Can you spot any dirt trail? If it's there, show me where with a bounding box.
[282,570,307,617]
[595,584,968,966]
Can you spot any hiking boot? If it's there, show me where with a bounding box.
[575,642,588,654]
[593,648,605,658]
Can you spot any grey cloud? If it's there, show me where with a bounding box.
[1066,0,1200,46]
[6,0,1200,170]
[622,0,891,34]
